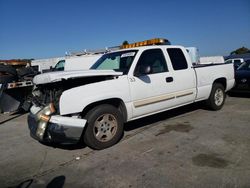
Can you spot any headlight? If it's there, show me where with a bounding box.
[36,121,47,139]
[35,103,55,139]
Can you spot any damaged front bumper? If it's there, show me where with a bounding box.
[28,104,87,144]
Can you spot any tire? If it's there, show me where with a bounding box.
[0,64,17,76]
[206,83,226,111]
[0,75,17,84]
[83,104,124,150]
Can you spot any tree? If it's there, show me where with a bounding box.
[122,40,129,45]
[230,47,250,55]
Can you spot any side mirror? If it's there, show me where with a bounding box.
[135,65,151,77]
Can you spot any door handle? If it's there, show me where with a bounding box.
[166,77,173,83]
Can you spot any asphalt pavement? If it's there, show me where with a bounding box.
[0,95,250,188]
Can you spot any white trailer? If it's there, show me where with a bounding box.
[200,56,225,64]
[64,47,119,71]
[64,54,102,71]
[31,57,65,72]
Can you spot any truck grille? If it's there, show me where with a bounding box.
[32,87,62,114]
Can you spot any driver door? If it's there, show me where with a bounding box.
[129,48,176,118]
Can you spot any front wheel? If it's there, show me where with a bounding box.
[206,83,226,111]
[83,104,124,150]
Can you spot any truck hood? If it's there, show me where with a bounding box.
[33,70,123,85]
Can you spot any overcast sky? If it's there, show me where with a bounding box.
[0,0,250,59]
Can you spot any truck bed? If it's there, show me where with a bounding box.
[194,63,235,101]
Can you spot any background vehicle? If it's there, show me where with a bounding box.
[38,47,118,73]
[28,38,234,150]
[0,47,115,113]
[0,63,38,113]
[42,60,66,73]
[31,57,65,73]
[54,60,65,71]
[64,54,102,71]
[63,47,119,71]
[230,60,250,93]
[225,58,245,69]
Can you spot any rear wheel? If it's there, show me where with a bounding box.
[83,104,124,150]
[206,83,226,110]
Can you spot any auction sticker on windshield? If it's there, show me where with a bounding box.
[121,52,136,58]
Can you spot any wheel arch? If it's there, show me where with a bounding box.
[81,98,128,122]
[213,77,227,90]
[206,80,226,111]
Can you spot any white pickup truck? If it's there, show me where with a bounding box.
[28,39,235,149]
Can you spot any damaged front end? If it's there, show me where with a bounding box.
[28,103,87,144]
[28,79,89,144]
[28,75,117,144]
[28,103,56,140]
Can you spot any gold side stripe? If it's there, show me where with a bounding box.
[176,92,194,98]
[134,94,175,108]
[133,91,194,108]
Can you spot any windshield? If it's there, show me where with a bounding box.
[237,60,250,71]
[91,50,138,74]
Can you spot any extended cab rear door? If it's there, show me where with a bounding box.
[128,46,196,119]
[165,47,196,106]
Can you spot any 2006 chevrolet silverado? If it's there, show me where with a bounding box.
[28,38,235,149]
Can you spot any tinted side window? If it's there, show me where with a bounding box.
[167,48,188,70]
[135,49,168,75]
[55,60,65,71]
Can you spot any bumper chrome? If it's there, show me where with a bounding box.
[28,105,87,144]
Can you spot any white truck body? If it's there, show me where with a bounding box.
[28,44,234,148]
[57,46,234,117]
[33,70,123,85]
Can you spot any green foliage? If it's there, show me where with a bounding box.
[230,47,250,55]
[122,40,129,45]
